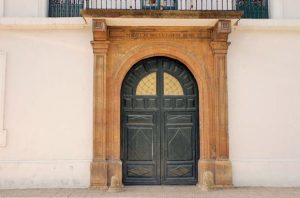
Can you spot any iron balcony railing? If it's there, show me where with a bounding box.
[236,0,268,18]
[49,0,84,17]
[49,0,269,18]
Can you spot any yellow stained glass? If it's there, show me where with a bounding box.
[164,73,184,95]
[136,72,156,95]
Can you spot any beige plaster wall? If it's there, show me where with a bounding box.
[228,26,300,186]
[0,28,93,188]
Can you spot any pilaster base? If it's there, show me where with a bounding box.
[107,160,122,186]
[107,176,124,192]
[197,159,232,189]
[215,160,232,186]
[90,160,108,189]
[198,160,215,190]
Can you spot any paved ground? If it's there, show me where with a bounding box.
[1,186,300,198]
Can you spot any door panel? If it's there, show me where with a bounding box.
[123,111,160,184]
[167,126,193,161]
[122,57,198,185]
[167,165,193,177]
[166,113,193,124]
[127,127,153,161]
[127,165,155,177]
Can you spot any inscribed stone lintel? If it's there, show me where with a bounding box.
[109,28,212,41]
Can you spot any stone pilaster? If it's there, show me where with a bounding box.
[210,20,232,187]
[199,20,232,189]
[214,160,232,186]
[90,19,110,189]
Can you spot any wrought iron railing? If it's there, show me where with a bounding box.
[49,0,84,17]
[236,0,268,18]
[49,0,269,18]
[84,0,236,11]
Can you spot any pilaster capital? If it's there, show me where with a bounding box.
[91,41,110,54]
[210,41,230,55]
[210,20,231,54]
[91,19,110,54]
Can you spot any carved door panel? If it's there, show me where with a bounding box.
[121,57,198,185]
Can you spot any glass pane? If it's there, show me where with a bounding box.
[164,73,184,96]
[136,72,157,96]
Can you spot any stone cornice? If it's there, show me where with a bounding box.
[82,9,243,19]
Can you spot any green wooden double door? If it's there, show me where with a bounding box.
[121,57,199,185]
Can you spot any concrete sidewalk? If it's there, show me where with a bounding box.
[1,186,300,198]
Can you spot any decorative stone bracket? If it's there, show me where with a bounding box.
[90,19,233,189]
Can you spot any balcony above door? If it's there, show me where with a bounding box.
[81,0,243,19]
[49,0,246,19]
[49,0,269,19]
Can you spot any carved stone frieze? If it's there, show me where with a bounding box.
[109,27,211,40]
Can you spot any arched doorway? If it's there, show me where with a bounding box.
[91,21,233,189]
[121,57,199,185]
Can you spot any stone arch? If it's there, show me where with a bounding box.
[111,46,211,160]
[102,44,216,188]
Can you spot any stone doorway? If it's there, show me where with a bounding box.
[90,19,232,189]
